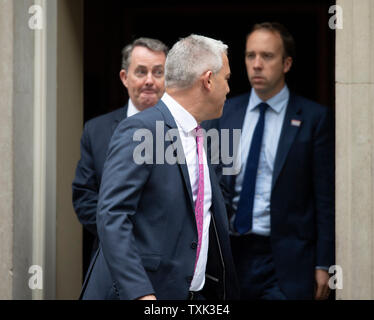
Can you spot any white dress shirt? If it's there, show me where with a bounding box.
[127,99,141,118]
[231,86,289,236]
[161,92,212,292]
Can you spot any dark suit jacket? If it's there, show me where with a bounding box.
[72,106,127,251]
[205,91,335,299]
[80,100,239,300]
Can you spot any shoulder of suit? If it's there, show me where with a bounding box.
[225,92,251,107]
[85,107,125,130]
[115,102,166,132]
[220,92,250,119]
[129,102,164,121]
[291,93,330,116]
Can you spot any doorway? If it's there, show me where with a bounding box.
[82,0,335,278]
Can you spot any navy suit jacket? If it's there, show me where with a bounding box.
[205,91,335,299]
[72,106,126,247]
[80,101,239,300]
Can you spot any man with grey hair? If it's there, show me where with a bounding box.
[80,34,239,300]
[72,37,168,273]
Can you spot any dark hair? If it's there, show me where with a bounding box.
[121,37,169,71]
[247,22,296,60]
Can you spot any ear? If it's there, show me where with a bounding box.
[202,70,213,91]
[119,69,129,88]
[283,56,293,74]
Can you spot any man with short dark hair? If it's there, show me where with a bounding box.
[207,22,335,300]
[72,37,168,264]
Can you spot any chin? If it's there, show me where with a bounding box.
[140,100,158,109]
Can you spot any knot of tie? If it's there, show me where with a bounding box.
[195,125,204,137]
[257,102,269,115]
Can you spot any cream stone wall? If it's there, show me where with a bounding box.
[0,0,14,300]
[336,0,374,299]
[0,0,82,299]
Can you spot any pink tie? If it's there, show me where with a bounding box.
[194,125,204,270]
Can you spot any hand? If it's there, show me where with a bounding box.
[314,269,330,300]
[137,294,157,300]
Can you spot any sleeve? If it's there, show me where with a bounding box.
[313,107,335,268]
[96,117,155,300]
[72,123,99,236]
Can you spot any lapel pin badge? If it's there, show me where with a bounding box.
[291,119,301,127]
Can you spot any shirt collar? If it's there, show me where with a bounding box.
[161,92,198,134]
[127,99,141,118]
[249,85,289,114]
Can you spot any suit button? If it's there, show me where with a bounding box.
[191,242,197,249]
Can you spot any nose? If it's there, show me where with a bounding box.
[144,72,155,86]
[253,56,263,69]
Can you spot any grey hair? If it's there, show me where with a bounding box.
[165,34,228,89]
[121,37,169,71]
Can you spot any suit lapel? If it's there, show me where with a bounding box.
[222,93,250,193]
[157,102,194,211]
[208,163,224,221]
[224,93,250,133]
[226,94,250,130]
[272,94,302,191]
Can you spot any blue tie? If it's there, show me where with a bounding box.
[234,102,269,234]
